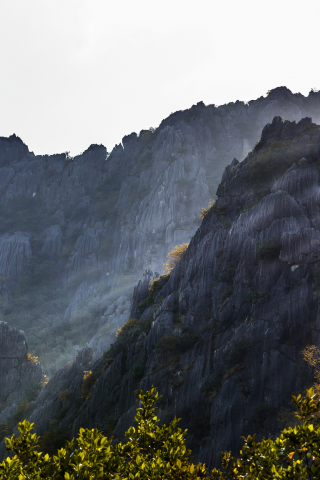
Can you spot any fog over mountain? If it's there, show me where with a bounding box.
[1,86,320,466]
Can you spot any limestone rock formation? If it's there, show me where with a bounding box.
[7,115,320,468]
[0,87,316,374]
[3,88,320,464]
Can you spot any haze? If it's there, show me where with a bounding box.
[0,0,319,156]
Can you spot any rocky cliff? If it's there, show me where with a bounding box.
[3,114,320,467]
[0,322,43,441]
[0,86,320,375]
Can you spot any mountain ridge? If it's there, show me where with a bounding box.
[2,112,320,467]
[1,87,320,465]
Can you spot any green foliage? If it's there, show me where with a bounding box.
[247,139,305,186]
[0,387,208,480]
[4,389,320,479]
[117,318,139,342]
[156,332,198,354]
[210,388,320,479]
[256,236,282,260]
[80,370,96,397]
[38,423,71,456]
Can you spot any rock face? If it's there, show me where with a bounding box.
[0,87,320,372]
[0,233,31,295]
[0,321,43,426]
[88,295,131,361]
[9,115,320,468]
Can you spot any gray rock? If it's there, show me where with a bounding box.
[0,232,31,293]
[41,225,62,257]
[0,321,43,422]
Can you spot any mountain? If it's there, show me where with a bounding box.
[2,113,320,467]
[1,87,320,465]
[0,86,319,376]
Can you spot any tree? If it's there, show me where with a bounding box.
[199,199,215,219]
[0,387,207,480]
[211,388,320,479]
[2,387,320,479]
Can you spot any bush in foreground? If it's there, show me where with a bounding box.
[1,387,320,479]
[0,388,207,480]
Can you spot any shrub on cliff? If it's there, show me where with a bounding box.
[164,243,189,273]
[199,199,216,219]
[135,273,170,316]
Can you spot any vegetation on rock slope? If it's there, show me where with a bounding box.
[1,388,320,479]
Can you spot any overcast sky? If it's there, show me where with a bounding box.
[1,0,320,156]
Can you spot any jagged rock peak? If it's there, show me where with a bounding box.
[0,134,26,145]
[254,115,316,153]
[0,134,30,165]
[122,132,138,145]
[84,144,106,154]
[266,86,293,99]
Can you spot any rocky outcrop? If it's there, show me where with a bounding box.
[41,225,62,258]
[16,116,320,469]
[89,295,131,361]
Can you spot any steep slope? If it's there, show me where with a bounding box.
[0,322,43,443]
[6,115,320,468]
[0,86,320,375]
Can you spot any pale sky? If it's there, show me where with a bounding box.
[1,0,320,156]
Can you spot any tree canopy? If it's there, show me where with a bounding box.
[1,387,320,479]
